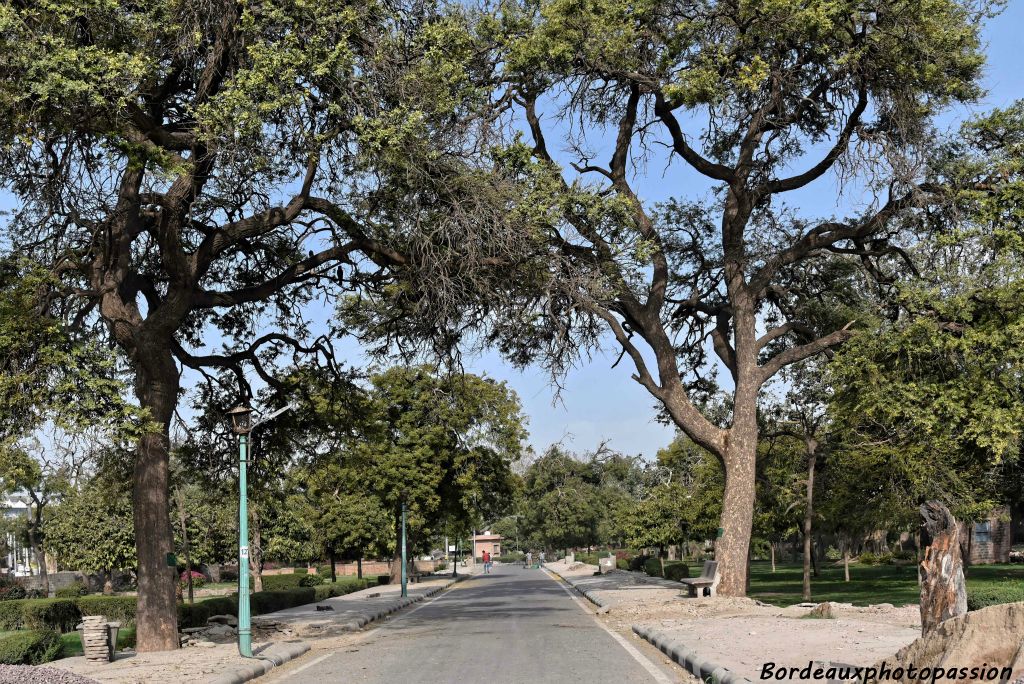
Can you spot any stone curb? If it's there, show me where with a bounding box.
[207,575,467,683]
[631,624,753,684]
[542,565,608,609]
[207,642,311,684]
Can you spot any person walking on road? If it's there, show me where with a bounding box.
[525,551,533,568]
[482,550,491,573]
[539,551,545,565]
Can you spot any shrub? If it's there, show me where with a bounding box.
[628,555,650,572]
[858,551,879,565]
[0,629,62,665]
[200,596,238,617]
[825,546,842,561]
[221,569,239,582]
[177,602,211,629]
[878,552,895,565]
[317,565,333,578]
[56,582,89,598]
[313,578,368,602]
[298,574,324,587]
[0,601,23,630]
[893,549,916,561]
[294,567,309,575]
[663,562,690,581]
[643,557,664,577]
[250,588,315,614]
[496,552,524,563]
[261,574,304,591]
[22,599,81,633]
[616,558,629,570]
[76,596,137,626]
[0,580,26,601]
[967,582,1024,611]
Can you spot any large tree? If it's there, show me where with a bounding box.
[0,0,519,649]
[456,0,991,594]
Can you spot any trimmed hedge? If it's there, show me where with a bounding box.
[967,582,1024,611]
[21,600,81,633]
[251,588,315,614]
[261,574,306,591]
[0,629,62,665]
[642,558,689,581]
[313,578,369,602]
[298,574,325,587]
[76,596,136,626]
[55,582,89,598]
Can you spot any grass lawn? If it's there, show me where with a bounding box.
[59,626,136,658]
[748,561,1024,607]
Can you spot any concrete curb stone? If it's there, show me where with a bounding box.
[631,625,752,684]
[208,575,467,683]
[542,564,609,609]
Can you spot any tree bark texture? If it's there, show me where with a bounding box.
[132,354,180,652]
[919,501,967,636]
[715,424,757,596]
[802,445,817,601]
[249,509,264,593]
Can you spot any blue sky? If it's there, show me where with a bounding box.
[3,3,1022,460]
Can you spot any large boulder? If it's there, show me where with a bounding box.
[867,602,1024,683]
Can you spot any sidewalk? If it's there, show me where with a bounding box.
[46,570,478,684]
[544,559,922,683]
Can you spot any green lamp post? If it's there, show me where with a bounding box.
[228,401,294,659]
[400,501,408,598]
[227,403,255,657]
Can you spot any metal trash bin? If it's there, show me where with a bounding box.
[76,620,121,662]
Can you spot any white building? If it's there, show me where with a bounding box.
[1,493,37,577]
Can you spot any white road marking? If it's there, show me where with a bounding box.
[282,652,332,677]
[543,569,676,684]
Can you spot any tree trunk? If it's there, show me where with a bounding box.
[843,544,850,582]
[104,569,114,595]
[132,357,180,652]
[802,443,817,601]
[27,505,49,597]
[919,501,967,636]
[356,557,362,580]
[390,512,402,585]
[249,508,264,593]
[174,489,194,604]
[329,549,337,583]
[770,543,776,573]
[715,424,757,596]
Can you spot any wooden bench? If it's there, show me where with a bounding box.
[679,560,719,597]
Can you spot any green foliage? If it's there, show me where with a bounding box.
[298,574,325,587]
[177,602,212,630]
[0,578,26,601]
[75,597,137,627]
[0,602,23,630]
[313,578,368,602]
[966,582,1024,610]
[200,597,239,618]
[643,557,664,577]
[664,562,690,581]
[21,599,80,633]
[250,588,316,615]
[521,447,605,550]
[0,629,62,665]
[260,574,301,591]
[44,479,136,575]
[55,582,88,598]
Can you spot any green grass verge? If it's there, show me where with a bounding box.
[749,561,1024,607]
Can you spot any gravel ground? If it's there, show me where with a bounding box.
[0,664,100,684]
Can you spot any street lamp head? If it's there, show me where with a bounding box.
[227,403,252,434]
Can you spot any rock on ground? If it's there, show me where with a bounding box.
[867,601,1024,683]
[0,664,100,684]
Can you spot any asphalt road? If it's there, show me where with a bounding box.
[273,565,682,683]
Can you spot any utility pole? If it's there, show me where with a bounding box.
[400,501,408,598]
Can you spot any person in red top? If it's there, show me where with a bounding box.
[482,550,491,573]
